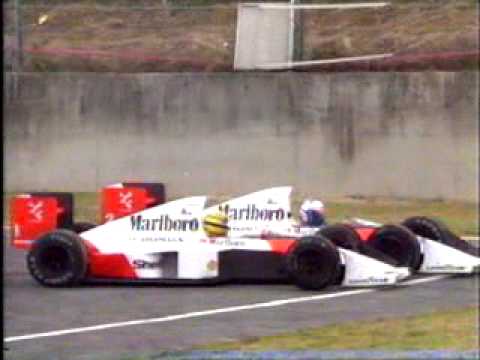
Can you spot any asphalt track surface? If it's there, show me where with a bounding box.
[3,238,479,360]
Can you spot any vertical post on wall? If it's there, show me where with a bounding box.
[163,0,171,16]
[14,0,23,71]
[288,0,295,65]
[295,0,304,61]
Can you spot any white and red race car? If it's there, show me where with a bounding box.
[218,187,480,276]
[10,185,411,290]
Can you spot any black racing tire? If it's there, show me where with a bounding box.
[318,224,399,267]
[72,222,96,233]
[316,224,361,285]
[402,216,479,256]
[369,224,422,270]
[317,224,363,252]
[286,235,341,290]
[27,229,88,287]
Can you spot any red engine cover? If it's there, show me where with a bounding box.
[355,227,377,242]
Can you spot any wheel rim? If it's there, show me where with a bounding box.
[37,246,71,279]
[296,249,327,276]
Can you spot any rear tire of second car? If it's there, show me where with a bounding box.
[286,235,341,290]
[368,224,422,270]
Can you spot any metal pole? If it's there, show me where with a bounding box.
[162,0,170,16]
[288,0,295,65]
[294,0,304,61]
[14,0,23,71]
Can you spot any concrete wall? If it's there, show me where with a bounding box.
[4,71,478,201]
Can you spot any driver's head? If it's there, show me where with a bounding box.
[299,199,326,227]
[203,212,229,237]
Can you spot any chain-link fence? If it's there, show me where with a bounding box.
[3,0,478,72]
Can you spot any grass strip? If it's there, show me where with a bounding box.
[196,307,479,351]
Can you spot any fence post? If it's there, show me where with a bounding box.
[289,0,305,62]
[162,0,170,16]
[14,0,23,71]
[288,0,295,64]
[294,0,304,61]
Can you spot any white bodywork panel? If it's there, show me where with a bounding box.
[205,186,294,237]
[82,196,208,254]
[349,218,382,228]
[417,237,480,274]
[340,249,410,286]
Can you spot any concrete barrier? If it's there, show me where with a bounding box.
[4,72,478,201]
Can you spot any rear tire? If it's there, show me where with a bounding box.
[318,224,399,268]
[317,224,362,252]
[402,216,478,256]
[368,225,422,270]
[27,229,88,287]
[286,235,341,290]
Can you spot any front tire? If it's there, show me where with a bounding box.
[27,229,88,287]
[316,224,362,284]
[286,235,341,290]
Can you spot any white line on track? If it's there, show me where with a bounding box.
[4,275,447,343]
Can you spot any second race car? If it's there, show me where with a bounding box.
[217,187,480,275]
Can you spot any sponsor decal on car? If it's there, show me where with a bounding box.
[132,259,162,269]
[119,191,134,211]
[426,265,466,271]
[27,200,45,222]
[130,215,199,232]
[208,238,246,247]
[218,204,285,221]
[136,236,184,242]
[349,277,389,285]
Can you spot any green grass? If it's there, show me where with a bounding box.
[3,192,478,236]
[196,307,479,351]
[323,199,479,236]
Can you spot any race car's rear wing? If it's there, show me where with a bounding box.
[10,192,73,250]
[101,182,165,222]
[10,182,166,250]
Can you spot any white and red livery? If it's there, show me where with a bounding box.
[10,186,411,290]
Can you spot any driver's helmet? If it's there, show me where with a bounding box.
[299,199,326,227]
[203,212,229,237]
